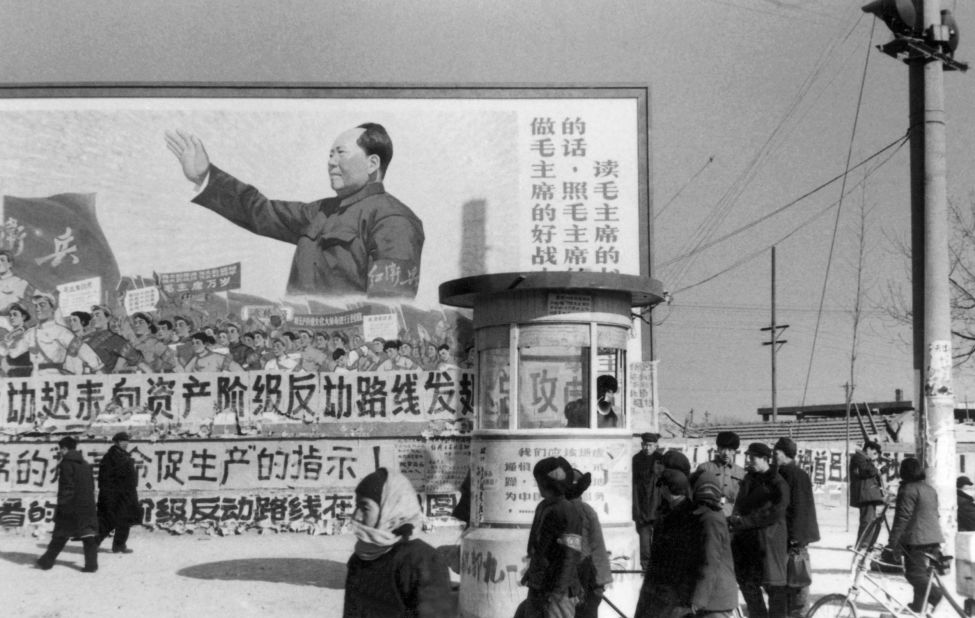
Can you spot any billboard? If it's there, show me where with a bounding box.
[0,86,649,380]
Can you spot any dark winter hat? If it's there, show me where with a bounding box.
[745,442,772,459]
[657,468,690,495]
[533,456,573,495]
[58,436,78,450]
[112,432,131,443]
[715,431,740,450]
[355,468,389,504]
[565,468,593,501]
[661,450,691,476]
[640,432,660,444]
[863,440,882,454]
[774,437,798,459]
[959,476,974,489]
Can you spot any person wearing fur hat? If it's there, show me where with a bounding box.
[689,475,738,617]
[729,442,790,618]
[36,436,99,573]
[774,437,820,617]
[96,432,141,554]
[695,431,746,517]
[635,468,700,617]
[516,456,583,618]
[566,469,612,618]
[343,467,451,617]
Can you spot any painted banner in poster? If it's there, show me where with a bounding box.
[292,310,363,329]
[0,193,119,308]
[157,262,242,295]
[123,285,160,314]
[56,276,102,315]
[0,369,475,436]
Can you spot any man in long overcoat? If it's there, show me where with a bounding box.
[774,437,820,618]
[632,432,662,571]
[37,436,99,572]
[849,441,885,544]
[730,442,790,618]
[97,431,140,553]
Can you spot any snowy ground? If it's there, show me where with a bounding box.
[0,504,937,618]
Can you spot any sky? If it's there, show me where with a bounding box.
[2,0,975,424]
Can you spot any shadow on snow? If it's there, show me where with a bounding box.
[177,557,347,588]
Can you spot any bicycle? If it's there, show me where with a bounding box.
[806,541,968,618]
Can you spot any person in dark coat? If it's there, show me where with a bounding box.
[96,431,140,553]
[343,467,452,618]
[774,437,820,618]
[730,442,790,618]
[517,456,583,618]
[635,468,700,618]
[36,436,99,573]
[632,432,662,571]
[567,468,613,618]
[886,458,945,613]
[690,475,739,617]
[849,441,886,545]
[958,476,975,532]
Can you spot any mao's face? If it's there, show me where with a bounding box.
[328,128,377,198]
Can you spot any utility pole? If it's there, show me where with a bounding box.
[862,0,965,555]
[762,246,789,422]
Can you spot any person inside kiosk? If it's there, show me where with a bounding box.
[564,375,621,429]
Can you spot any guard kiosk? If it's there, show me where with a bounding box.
[439,271,665,618]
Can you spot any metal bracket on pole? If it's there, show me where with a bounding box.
[877,35,969,71]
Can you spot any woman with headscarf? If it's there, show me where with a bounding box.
[886,457,945,613]
[343,467,452,618]
[566,468,613,618]
[690,474,739,617]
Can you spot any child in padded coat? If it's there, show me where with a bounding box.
[343,468,452,618]
[516,456,584,618]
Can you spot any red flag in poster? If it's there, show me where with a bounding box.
[2,193,120,300]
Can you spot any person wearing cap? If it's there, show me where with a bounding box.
[24,292,103,375]
[0,302,32,377]
[690,475,739,617]
[729,442,790,618]
[131,312,179,373]
[566,468,612,618]
[343,467,452,617]
[173,315,196,366]
[958,476,975,532]
[849,440,886,546]
[96,432,140,554]
[86,305,146,373]
[886,457,944,613]
[774,437,820,618]
[635,468,699,618]
[632,432,662,572]
[36,436,99,573]
[517,456,583,618]
[696,431,746,517]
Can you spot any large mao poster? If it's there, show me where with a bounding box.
[0,89,648,331]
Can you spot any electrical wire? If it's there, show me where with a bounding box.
[654,155,714,221]
[801,18,876,406]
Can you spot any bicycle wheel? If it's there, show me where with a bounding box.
[806,593,858,618]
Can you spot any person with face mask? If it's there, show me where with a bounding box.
[695,431,746,517]
[343,467,451,618]
[517,456,583,618]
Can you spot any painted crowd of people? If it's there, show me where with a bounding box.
[0,287,472,379]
